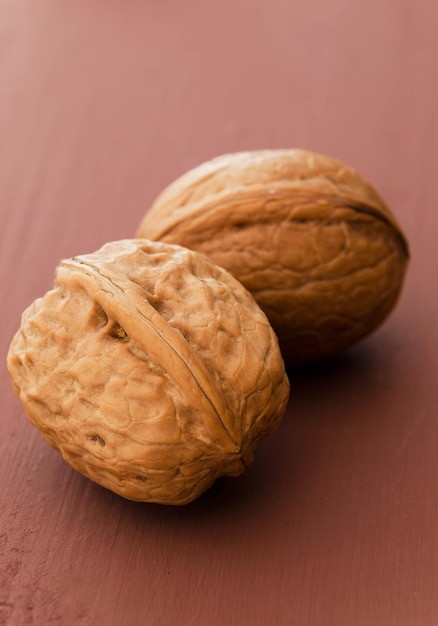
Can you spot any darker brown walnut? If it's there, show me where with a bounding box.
[7,240,289,505]
[136,150,410,364]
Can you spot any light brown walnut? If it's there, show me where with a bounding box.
[136,150,410,364]
[7,239,289,505]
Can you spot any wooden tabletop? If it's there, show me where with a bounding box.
[1,1,437,624]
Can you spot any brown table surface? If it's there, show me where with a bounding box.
[1,1,436,625]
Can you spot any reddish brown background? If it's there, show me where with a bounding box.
[1,1,437,625]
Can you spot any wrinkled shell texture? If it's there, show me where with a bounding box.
[7,240,289,505]
[137,149,410,364]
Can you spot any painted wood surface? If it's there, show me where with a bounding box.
[1,1,437,624]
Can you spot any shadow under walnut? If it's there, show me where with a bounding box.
[7,239,290,505]
[136,149,410,364]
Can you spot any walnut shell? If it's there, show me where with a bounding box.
[136,150,409,364]
[7,240,289,505]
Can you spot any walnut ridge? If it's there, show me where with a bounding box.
[7,240,290,505]
[136,149,410,364]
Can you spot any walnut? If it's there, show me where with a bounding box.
[7,240,289,505]
[136,150,409,364]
